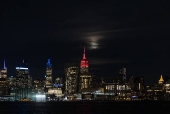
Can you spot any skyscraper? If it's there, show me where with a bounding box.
[33,79,44,94]
[119,65,126,83]
[8,76,16,96]
[158,75,164,85]
[65,64,79,94]
[79,47,92,91]
[0,59,7,78]
[15,60,29,100]
[45,58,53,88]
[80,47,89,73]
[0,59,8,95]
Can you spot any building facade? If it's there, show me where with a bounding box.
[54,77,63,88]
[33,79,44,94]
[8,76,16,96]
[119,65,126,83]
[45,59,53,88]
[65,64,79,94]
[0,60,8,96]
[79,47,92,91]
[15,66,29,100]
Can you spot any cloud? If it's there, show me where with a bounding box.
[89,58,133,65]
[81,26,154,35]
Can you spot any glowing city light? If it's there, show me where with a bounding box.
[16,67,28,70]
[36,95,46,98]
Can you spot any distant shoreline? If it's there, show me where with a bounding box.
[0,100,169,103]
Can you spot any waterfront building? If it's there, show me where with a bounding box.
[7,76,16,96]
[32,79,45,101]
[104,82,131,100]
[15,59,29,100]
[48,88,63,97]
[33,79,44,94]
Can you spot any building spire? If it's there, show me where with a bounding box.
[80,46,89,68]
[48,58,50,64]
[83,46,86,59]
[159,74,164,84]
[159,75,164,81]
[47,58,52,67]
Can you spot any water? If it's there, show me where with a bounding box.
[0,101,169,114]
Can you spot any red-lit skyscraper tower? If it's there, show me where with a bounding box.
[79,47,92,91]
[80,47,89,73]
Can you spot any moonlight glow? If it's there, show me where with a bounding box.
[86,35,103,49]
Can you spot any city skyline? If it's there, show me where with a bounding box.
[0,46,168,85]
[1,1,169,84]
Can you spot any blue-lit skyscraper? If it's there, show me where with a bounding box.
[45,58,53,88]
[0,59,7,78]
[0,59,8,95]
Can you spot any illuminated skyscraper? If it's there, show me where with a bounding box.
[119,65,126,83]
[0,59,7,78]
[80,47,89,73]
[65,64,79,94]
[15,60,29,100]
[0,59,8,95]
[45,58,53,88]
[33,79,44,94]
[79,47,92,91]
[7,76,16,96]
[158,75,164,85]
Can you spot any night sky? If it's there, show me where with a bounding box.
[1,1,169,84]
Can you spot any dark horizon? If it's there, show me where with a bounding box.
[1,1,169,84]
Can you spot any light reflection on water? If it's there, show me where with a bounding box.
[0,101,166,114]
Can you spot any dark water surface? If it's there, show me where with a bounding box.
[0,101,169,114]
